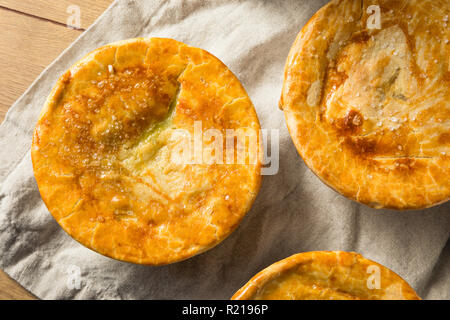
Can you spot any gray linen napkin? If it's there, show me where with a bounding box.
[0,0,448,299]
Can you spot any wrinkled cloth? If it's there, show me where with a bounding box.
[0,0,448,299]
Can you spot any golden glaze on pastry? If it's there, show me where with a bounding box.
[280,0,450,209]
[32,38,262,265]
[232,251,420,300]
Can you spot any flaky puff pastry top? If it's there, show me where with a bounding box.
[32,38,262,265]
[232,251,420,300]
[280,0,450,209]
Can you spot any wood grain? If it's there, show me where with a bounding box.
[0,7,81,121]
[0,270,35,300]
[0,0,112,29]
[0,0,112,299]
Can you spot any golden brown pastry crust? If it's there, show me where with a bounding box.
[232,251,420,300]
[32,38,262,265]
[280,0,450,209]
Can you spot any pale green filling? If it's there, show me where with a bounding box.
[120,86,180,174]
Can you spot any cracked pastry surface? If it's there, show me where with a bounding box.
[232,251,420,300]
[280,0,450,209]
[32,38,262,265]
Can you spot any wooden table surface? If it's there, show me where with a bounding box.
[0,0,113,300]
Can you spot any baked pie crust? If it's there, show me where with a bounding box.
[232,251,420,300]
[32,38,262,265]
[280,0,450,209]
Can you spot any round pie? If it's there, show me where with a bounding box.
[232,251,420,300]
[32,38,262,265]
[280,0,449,209]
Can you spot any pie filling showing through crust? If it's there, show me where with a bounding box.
[280,0,449,209]
[32,38,262,265]
[232,251,421,300]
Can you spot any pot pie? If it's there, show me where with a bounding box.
[280,0,450,209]
[32,38,262,265]
[232,251,420,300]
